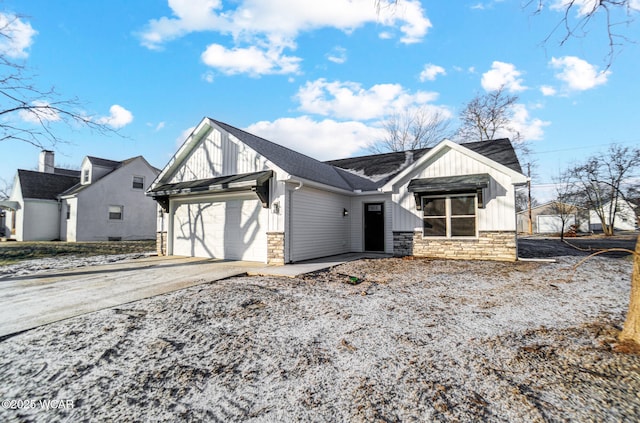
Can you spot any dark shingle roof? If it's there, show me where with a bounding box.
[211,119,374,192]
[18,170,80,200]
[326,138,523,188]
[87,156,122,168]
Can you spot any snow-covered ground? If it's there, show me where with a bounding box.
[0,253,152,279]
[0,254,638,422]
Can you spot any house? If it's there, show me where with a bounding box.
[589,199,638,232]
[148,118,528,263]
[0,150,159,241]
[517,201,589,234]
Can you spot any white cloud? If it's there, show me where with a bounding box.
[155,122,166,131]
[540,85,557,96]
[419,64,446,82]
[550,56,610,91]
[295,78,445,121]
[326,46,347,64]
[18,101,61,124]
[97,105,134,129]
[246,116,382,160]
[481,61,527,92]
[139,0,431,75]
[507,104,550,141]
[201,43,301,76]
[0,13,37,59]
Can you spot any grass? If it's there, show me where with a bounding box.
[0,240,156,266]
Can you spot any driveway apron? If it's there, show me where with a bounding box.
[0,256,264,338]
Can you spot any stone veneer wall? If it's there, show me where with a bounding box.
[393,230,517,261]
[156,231,167,256]
[267,232,285,265]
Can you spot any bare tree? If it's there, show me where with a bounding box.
[456,86,521,142]
[0,176,11,200]
[0,13,115,149]
[370,107,451,153]
[568,144,640,236]
[526,1,638,67]
[551,171,581,241]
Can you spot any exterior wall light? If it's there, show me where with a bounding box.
[343,208,349,217]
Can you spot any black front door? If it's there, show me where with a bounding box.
[364,203,384,252]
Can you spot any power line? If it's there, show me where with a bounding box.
[530,139,640,155]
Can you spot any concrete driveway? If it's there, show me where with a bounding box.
[0,252,386,339]
[0,256,266,339]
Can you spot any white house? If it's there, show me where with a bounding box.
[517,201,590,234]
[59,156,160,241]
[148,118,528,263]
[0,151,159,241]
[589,199,638,232]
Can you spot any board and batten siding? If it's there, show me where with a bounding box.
[349,194,393,253]
[288,186,351,262]
[169,128,268,183]
[392,147,517,232]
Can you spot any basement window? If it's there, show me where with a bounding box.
[422,195,477,238]
[108,205,123,220]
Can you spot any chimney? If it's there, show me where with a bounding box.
[39,150,55,174]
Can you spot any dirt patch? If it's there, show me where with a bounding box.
[0,255,637,422]
[518,233,637,259]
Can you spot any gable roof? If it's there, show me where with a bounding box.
[17,170,80,200]
[327,138,523,188]
[61,155,159,197]
[154,118,525,194]
[210,119,374,192]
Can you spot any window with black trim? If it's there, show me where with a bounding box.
[132,176,144,190]
[422,194,476,237]
[108,205,123,220]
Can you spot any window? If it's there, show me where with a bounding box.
[82,169,90,184]
[132,176,144,190]
[66,203,71,220]
[422,195,476,237]
[108,205,123,220]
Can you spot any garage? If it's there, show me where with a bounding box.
[172,194,268,261]
[537,214,576,234]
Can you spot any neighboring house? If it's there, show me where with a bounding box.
[589,199,639,232]
[148,118,528,264]
[0,150,159,241]
[517,202,589,234]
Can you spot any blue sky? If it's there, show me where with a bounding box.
[1,0,639,202]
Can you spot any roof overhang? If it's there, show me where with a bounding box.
[0,200,20,210]
[408,173,490,194]
[147,170,273,212]
[382,140,528,192]
[408,174,490,210]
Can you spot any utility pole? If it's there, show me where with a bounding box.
[527,162,533,235]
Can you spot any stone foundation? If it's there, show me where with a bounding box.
[393,230,517,261]
[393,231,414,257]
[267,232,285,265]
[156,231,167,256]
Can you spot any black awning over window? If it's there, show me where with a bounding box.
[148,170,273,210]
[407,173,490,194]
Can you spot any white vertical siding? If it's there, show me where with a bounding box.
[392,147,518,232]
[289,186,351,262]
[170,129,268,183]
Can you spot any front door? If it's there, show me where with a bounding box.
[364,203,384,252]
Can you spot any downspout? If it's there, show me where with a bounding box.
[286,178,303,263]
